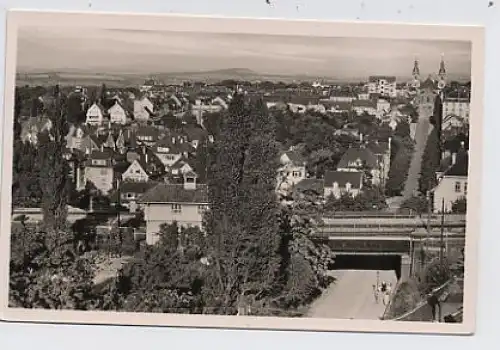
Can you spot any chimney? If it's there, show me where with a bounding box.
[145,152,148,164]
[359,133,363,143]
[100,144,104,152]
[451,152,457,165]
[183,173,197,190]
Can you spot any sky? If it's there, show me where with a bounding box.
[16,26,472,80]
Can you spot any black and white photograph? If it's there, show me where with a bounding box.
[0,11,484,334]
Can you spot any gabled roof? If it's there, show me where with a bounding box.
[294,178,324,194]
[337,146,378,169]
[139,183,209,204]
[324,170,363,189]
[282,150,306,166]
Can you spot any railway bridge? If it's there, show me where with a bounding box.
[312,213,466,280]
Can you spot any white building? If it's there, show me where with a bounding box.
[442,97,470,123]
[433,151,468,213]
[85,102,105,126]
[367,76,397,98]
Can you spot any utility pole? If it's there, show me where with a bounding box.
[439,198,445,269]
[425,189,432,266]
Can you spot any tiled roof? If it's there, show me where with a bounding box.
[337,146,378,169]
[139,183,209,204]
[283,151,306,166]
[324,170,363,189]
[110,181,158,202]
[294,178,324,194]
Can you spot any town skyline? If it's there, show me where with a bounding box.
[17,26,472,81]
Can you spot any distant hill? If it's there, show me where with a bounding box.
[16,68,471,87]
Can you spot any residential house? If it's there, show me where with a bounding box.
[135,125,161,146]
[84,148,115,194]
[139,172,209,245]
[121,146,166,182]
[153,134,192,167]
[134,96,154,122]
[352,99,377,117]
[85,102,105,126]
[336,145,381,186]
[108,100,128,125]
[323,170,364,199]
[277,150,307,192]
[432,150,468,213]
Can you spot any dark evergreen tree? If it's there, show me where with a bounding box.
[204,94,281,313]
[418,127,441,194]
[386,147,412,196]
[38,85,70,233]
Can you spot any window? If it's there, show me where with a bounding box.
[455,181,461,193]
[292,171,302,178]
[172,204,182,213]
[464,182,468,195]
[92,159,107,166]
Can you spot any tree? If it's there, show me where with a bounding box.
[386,146,412,196]
[400,195,428,215]
[324,186,387,212]
[9,224,101,310]
[101,223,207,313]
[419,127,441,194]
[451,197,467,214]
[204,94,282,313]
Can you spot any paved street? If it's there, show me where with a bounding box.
[402,118,432,199]
[307,270,397,319]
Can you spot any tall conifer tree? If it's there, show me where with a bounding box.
[204,93,281,312]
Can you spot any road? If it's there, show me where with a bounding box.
[307,270,397,319]
[402,118,432,199]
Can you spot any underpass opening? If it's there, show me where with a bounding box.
[332,254,403,280]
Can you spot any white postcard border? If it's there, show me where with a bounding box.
[0,9,485,335]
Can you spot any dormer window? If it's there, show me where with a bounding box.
[92,159,107,166]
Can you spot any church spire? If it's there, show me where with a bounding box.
[412,58,420,77]
[438,53,446,77]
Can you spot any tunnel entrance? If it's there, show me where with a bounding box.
[332,254,403,280]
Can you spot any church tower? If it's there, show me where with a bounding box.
[437,54,447,90]
[411,58,421,88]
